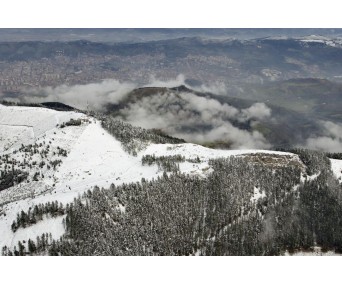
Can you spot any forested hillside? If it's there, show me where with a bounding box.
[1,104,342,256]
[2,149,342,256]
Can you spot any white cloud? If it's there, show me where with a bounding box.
[144,74,186,88]
[182,93,239,119]
[302,121,342,152]
[120,91,271,149]
[191,81,229,96]
[241,103,272,120]
[18,79,137,110]
[5,75,273,150]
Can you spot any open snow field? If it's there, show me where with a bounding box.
[0,104,85,152]
[285,246,342,256]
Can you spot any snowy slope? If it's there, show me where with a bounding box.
[0,105,160,250]
[0,105,88,250]
[0,104,85,152]
[6,215,65,250]
[141,143,301,177]
[293,35,342,48]
[330,159,342,184]
[268,35,342,48]
[0,104,333,252]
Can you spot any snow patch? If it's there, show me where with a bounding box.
[250,186,266,202]
[285,246,341,256]
[330,159,342,184]
[1,215,65,251]
[118,203,126,213]
[0,104,85,152]
[300,171,320,183]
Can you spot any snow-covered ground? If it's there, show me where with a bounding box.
[0,104,85,152]
[285,246,341,256]
[269,35,342,48]
[0,105,302,251]
[3,215,65,250]
[0,105,159,250]
[250,186,266,203]
[0,104,339,253]
[142,143,301,177]
[0,125,33,152]
[294,35,342,48]
[143,143,296,160]
[330,159,342,184]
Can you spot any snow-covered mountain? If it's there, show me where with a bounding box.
[266,35,342,48]
[0,104,341,255]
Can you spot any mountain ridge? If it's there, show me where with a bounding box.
[1,104,342,255]
[104,85,323,149]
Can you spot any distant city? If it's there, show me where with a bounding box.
[1,30,342,94]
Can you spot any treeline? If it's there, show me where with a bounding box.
[0,169,28,191]
[18,155,301,255]
[4,150,341,256]
[0,142,68,190]
[0,101,76,112]
[298,171,342,251]
[0,100,41,108]
[101,117,185,155]
[2,232,54,256]
[275,148,331,175]
[18,143,67,158]
[141,154,185,172]
[11,201,65,232]
[60,118,82,128]
[326,152,342,160]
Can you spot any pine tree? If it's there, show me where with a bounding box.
[28,239,36,254]
[18,241,26,256]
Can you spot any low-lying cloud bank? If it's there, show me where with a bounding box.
[302,121,342,152]
[119,90,272,149]
[3,74,229,111]
[1,74,274,149]
[11,79,137,111]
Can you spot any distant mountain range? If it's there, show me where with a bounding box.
[2,36,342,88]
[1,28,342,43]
